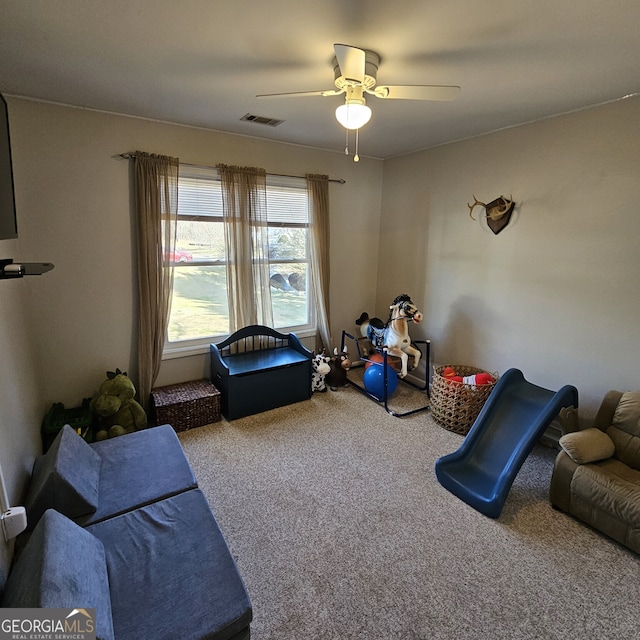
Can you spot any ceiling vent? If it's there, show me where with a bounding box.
[241,113,284,127]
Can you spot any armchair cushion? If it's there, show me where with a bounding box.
[607,391,640,471]
[559,428,615,465]
[24,425,101,529]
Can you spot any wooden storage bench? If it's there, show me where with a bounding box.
[210,325,312,420]
[151,379,221,432]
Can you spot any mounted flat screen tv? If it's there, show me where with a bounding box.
[0,93,18,240]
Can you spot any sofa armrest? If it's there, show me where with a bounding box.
[549,450,580,512]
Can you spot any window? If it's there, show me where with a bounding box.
[164,165,314,354]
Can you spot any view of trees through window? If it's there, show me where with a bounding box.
[166,168,312,346]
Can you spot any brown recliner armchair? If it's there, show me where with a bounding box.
[550,390,640,554]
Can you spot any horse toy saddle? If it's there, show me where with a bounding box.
[356,312,386,349]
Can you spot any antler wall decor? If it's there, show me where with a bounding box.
[467,194,516,235]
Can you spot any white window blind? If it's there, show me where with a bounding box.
[177,166,308,223]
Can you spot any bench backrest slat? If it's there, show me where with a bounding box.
[215,325,293,360]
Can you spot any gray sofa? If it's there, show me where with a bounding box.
[1,425,252,640]
[550,390,640,554]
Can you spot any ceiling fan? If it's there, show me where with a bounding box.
[257,43,460,160]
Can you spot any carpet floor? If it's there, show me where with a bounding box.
[179,382,640,640]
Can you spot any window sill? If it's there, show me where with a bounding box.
[162,327,317,360]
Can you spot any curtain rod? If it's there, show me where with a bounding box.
[116,153,346,184]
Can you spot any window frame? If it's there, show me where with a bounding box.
[162,167,316,359]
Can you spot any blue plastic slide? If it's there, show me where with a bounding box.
[434,368,578,518]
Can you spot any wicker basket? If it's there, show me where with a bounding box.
[430,365,498,435]
[151,379,221,432]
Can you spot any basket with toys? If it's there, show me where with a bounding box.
[430,365,498,435]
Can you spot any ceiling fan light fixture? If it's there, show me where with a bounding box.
[335,102,372,130]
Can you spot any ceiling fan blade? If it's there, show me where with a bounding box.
[374,85,461,101]
[334,44,366,84]
[256,89,343,99]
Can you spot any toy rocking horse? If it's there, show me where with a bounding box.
[355,294,423,378]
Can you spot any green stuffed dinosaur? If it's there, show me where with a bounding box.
[90,368,147,440]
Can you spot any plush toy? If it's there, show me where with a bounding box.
[456,372,494,385]
[90,369,147,440]
[326,347,352,391]
[311,351,331,393]
[443,367,494,386]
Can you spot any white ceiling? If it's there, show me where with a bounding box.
[1,0,639,159]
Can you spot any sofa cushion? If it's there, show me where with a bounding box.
[24,425,101,529]
[1,509,115,640]
[559,428,616,464]
[76,424,198,526]
[87,489,252,640]
[607,391,640,471]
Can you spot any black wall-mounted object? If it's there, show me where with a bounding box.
[0,93,18,241]
[0,259,54,280]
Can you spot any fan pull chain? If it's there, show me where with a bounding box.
[344,128,361,163]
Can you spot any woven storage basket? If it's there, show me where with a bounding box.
[430,365,498,435]
[151,379,221,432]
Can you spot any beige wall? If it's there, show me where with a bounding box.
[1,93,639,582]
[0,98,383,581]
[378,96,640,419]
[6,98,383,401]
[0,243,43,585]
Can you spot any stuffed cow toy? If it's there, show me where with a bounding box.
[311,351,331,393]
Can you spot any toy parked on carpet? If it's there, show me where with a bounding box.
[340,294,430,418]
[340,329,430,417]
[435,368,578,518]
[355,293,423,379]
[90,368,147,440]
[311,351,331,393]
[325,346,352,391]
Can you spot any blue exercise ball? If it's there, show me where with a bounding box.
[363,363,398,401]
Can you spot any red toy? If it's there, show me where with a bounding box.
[443,367,494,386]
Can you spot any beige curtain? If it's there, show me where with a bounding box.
[306,174,331,350]
[134,151,179,411]
[217,164,273,331]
